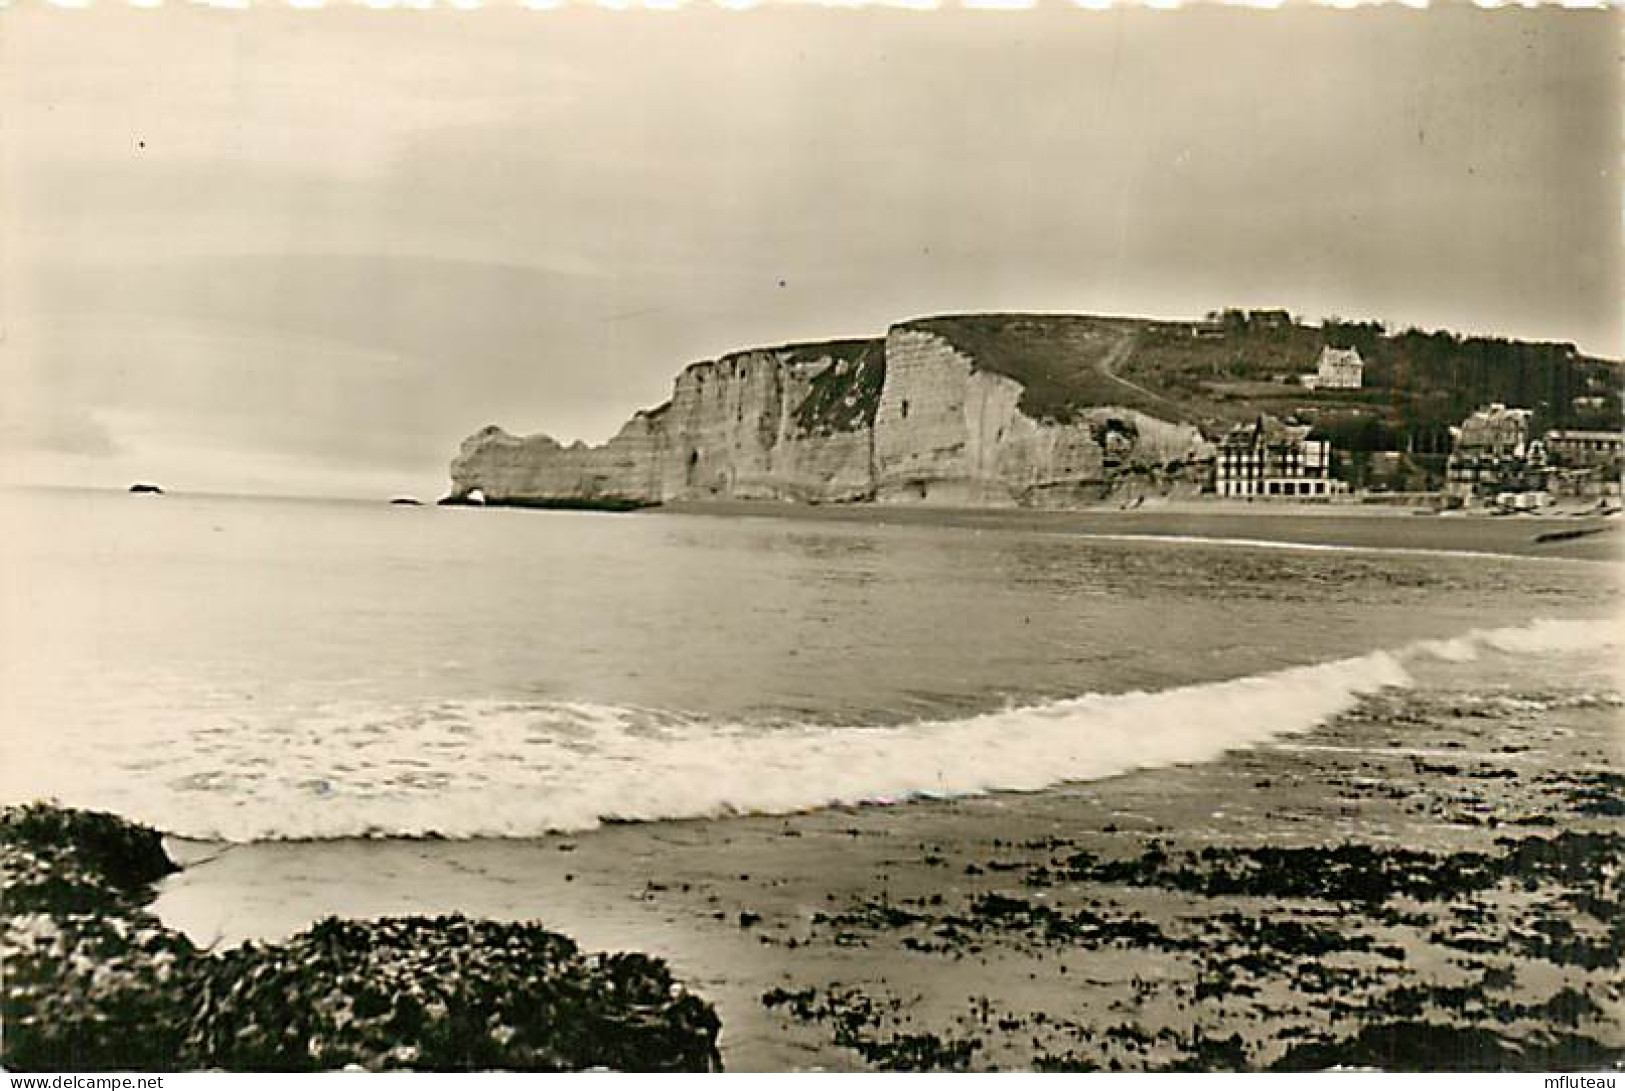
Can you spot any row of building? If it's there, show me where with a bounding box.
[1444,403,1623,505]
[1171,337,1620,503]
[1207,403,1621,504]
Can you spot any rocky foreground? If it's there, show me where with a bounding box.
[734,688,1625,1071]
[0,803,722,1072]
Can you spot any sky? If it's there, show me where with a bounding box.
[2,3,1619,499]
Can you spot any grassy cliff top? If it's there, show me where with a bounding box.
[904,312,1623,439]
[902,314,1179,425]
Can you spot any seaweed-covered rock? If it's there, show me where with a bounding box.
[2,912,200,1071]
[2,803,198,1071]
[186,916,722,1072]
[2,804,724,1074]
[1056,830,1624,905]
[2,803,178,912]
[1271,1021,1625,1072]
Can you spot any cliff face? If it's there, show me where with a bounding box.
[449,340,883,505]
[449,413,665,503]
[448,317,1212,509]
[873,324,1208,505]
[654,344,881,502]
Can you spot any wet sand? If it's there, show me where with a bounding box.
[657,500,1624,563]
[155,652,1625,1071]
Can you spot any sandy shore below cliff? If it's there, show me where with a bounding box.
[154,651,1625,1071]
[657,499,1624,563]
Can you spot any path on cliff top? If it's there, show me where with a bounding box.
[1092,329,1193,422]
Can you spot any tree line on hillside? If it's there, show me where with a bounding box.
[1321,318,1619,431]
[1175,310,1621,444]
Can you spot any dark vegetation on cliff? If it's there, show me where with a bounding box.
[679,338,878,384]
[776,337,881,369]
[791,340,887,436]
[1,803,722,1072]
[688,337,886,438]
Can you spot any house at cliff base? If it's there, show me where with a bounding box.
[1213,415,1345,499]
[1542,429,1624,500]
[1446,404,1539,501]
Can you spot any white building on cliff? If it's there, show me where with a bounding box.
[1299,346,1364,390]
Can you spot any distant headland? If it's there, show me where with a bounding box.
[445,310,1624,513]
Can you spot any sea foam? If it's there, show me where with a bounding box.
[87,617,1625,842]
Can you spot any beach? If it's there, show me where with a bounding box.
[659,499,1625,563]
[154,643,1624,1071]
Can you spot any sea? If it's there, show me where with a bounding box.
[1,487,1619,843]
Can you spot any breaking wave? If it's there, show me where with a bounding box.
[85,618,1625,842]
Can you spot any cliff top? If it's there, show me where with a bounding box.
[902,314,1179,426]
[682,337,882,378]
[904,311,1624,438]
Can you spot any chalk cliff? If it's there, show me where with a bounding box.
[873,322,1208,505]
[447,316,1214,509]
[450,340,883,506]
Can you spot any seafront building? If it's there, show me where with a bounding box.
[1212,415,1343,499]
[1542,428,1624,499]
[1445,404,1537,500]
[1545,429,1623,467]
[1298,346,1365,390]
[1445,405,1623,503]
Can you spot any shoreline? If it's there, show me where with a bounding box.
[154,652,1625,1071]
[9,486,1619,562]
[654,499,1624,563]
